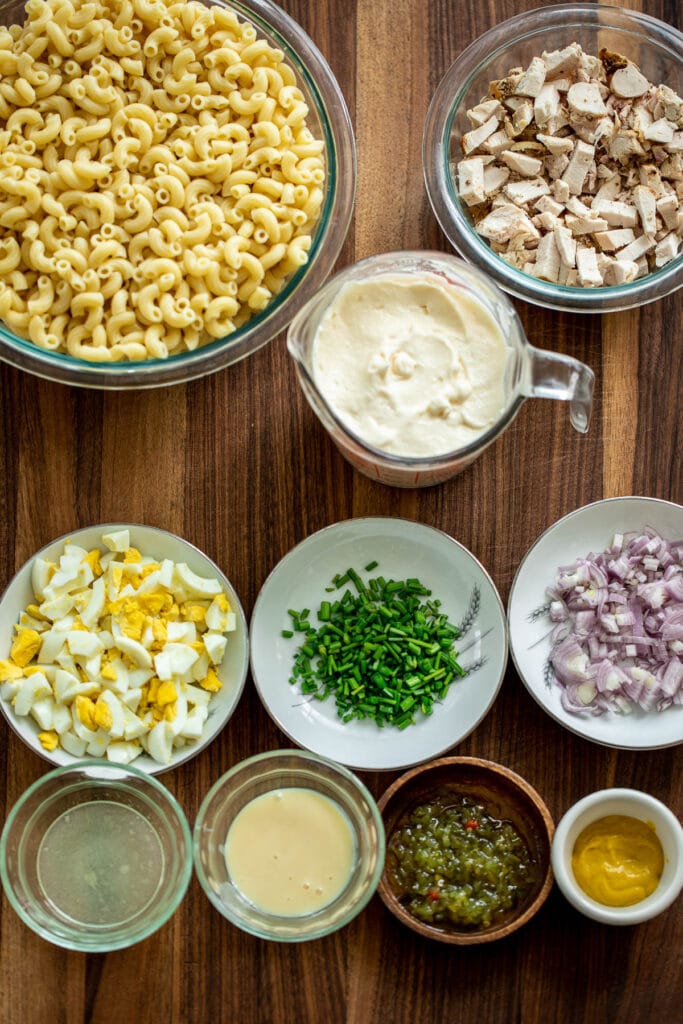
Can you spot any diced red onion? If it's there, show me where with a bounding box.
[547,526,683,717]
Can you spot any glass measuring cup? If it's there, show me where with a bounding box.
[287,251,595,488]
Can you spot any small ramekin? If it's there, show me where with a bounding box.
[551,788,683,925]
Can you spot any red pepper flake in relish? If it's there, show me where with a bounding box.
[386,793,536,930]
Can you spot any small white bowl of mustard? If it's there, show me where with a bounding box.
[552,789,683,926]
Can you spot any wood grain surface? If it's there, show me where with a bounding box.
[0,0,681,1022]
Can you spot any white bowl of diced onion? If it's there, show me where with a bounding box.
[0,523,249,773]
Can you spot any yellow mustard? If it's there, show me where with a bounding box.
[571,815,664,907]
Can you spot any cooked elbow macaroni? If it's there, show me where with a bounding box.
[0,0,326,361]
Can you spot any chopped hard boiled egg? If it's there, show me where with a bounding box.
[1,533,237,766]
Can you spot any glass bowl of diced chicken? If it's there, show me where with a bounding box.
[423,3,683,311]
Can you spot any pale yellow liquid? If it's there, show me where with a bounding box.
[37,801,165,926]
[225,788,356,917]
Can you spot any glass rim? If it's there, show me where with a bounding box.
[423,2,683,312]
[0,759,193,952]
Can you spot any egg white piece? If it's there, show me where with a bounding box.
[154,644,199,680]
[106,740,142,765]
[102,529,130,552]
[13,673,51,716]
[174,564,223,599]
[204,633,227,664]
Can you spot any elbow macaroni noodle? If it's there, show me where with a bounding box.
[0,0,326,361]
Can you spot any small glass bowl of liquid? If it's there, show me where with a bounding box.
[193,749,385,941]
[0,760,192,951]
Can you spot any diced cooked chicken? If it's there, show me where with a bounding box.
[536,132,574,155]
[576,245,603,285]
[567,83,607,118]
[639,163,666,195]
[500,150,543,176]
[593,228,636,251]
[604,259,639,284]
[609,130,645,164]
[475,203,540,244]
[554,223,577,266]
[643,119,676,144]
[483,164,510,196]
[457,42,683,285]
[551,179,571,204]
[467,99,505,127]
[565,213,609,235]
[656,192,679,229]
[611,64,650,99]
[661,154,683,180]
[482,130,512,155]
[535,195,565,217]
[504,178,550,205]
[632,185,657,234]
[511,100,534,135]
[542,44,582,79]
[533,232,561,281]
[591,199,638,226]
[617,234,656,262]
[654,232,680,266]
[490,73,523,100]
[462,116,500,155]
[457,158,486,207]
[514,57,547,98]
[534,84,561,128]
[561,140,595,194]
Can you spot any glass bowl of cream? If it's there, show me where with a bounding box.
[193,749,385,941]
[551,788,683,925]
[287,250,595,487]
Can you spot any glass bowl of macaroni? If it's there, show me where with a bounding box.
[423,4,683,313]
[193,749,385,941]
[0,0,355,388]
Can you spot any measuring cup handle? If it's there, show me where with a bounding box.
[521,345,595,434]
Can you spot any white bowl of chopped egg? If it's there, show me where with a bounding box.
[0,523,249,772]
[423,4,683,312]
[0,0,355,387]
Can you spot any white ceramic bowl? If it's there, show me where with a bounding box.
[551,788,683,925]
[250,517,507,770]
[0,523,249,773]
[508,496,683,750]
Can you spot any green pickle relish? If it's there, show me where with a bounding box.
[387,793,535,930]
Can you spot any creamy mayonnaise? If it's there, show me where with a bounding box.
[225,788,355,917]
[311,273,510,457]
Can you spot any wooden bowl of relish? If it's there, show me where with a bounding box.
[377,756,554,943]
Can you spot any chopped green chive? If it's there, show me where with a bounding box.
[283,563,465,729]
